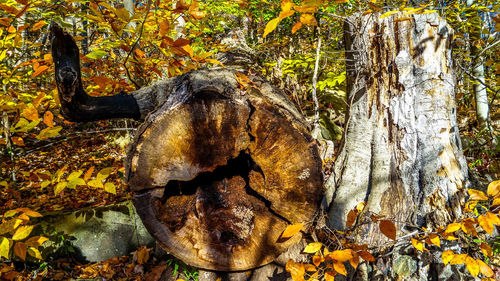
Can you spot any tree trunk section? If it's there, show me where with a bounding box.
[326,11,468,264]
[127,68,324,271]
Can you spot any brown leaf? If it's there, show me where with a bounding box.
[480,243,493,258]
[173,38,190,47]
[358,251,375,262]
[379,220,396,240]
[32,20,46,32]
[11,137,24,146]
[13,242,26,260]
[43,111,54,127]
[346,210,356,228]
[136,246,149,264]
[159,20,170,37]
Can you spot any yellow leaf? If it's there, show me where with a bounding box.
[325,271,336,281]
[12,225,34,240]
[13,242,26,260]
[334,262,347,276]
[465,256,479,277]
[292,21,303,34]
[468,189,488,201]
[478,214,494,234]
[3,210,18,218]
[379,10,398,19]
[87,179,103,188]
[303,242,322,253]
[43,111,54,127]
[304,264,316,272]
[104,182,116,194]
[96,167,114,181]
[0,237,11,258]
[54,181,67,195]
[22,105,39,121]
[67,170,83,181]
[492,197,500,206]
[429,234,440,248]
[281,0,294,11]
[280,223,303,239]
[36,126,62,140]
[379,220,396,240]
[411,238,424,252]
[279,10,294,19]
[449,253,466,265]
[444,222,461,233]
[442,250,454,266]
[21,209,42,218]
[32,20,46,32]
[263,17,280,38]
[329,249,354,262]
[487,180,500,197]
[476,259,493,277]
[25,236,48,247]
[299,14,317,26]
[480,243,493,258]
[27,246,42,259]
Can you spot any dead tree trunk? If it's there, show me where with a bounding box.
[50,24,324,272]
[325,12,469,280]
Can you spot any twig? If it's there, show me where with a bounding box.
[456,63,499,94]
[311,31,322,139]
[123,0,152,89]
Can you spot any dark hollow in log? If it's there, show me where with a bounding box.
[127,72,324,271]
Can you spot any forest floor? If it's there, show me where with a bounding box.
[0,111,499,281]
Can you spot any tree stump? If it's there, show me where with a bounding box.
[126,69,324,271]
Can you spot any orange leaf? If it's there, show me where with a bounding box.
[492,197,500,206]
[350,251,360,269]
[25,236,48,247]
[476,259,493,277]
[359,251,375,262]
[334,262,347,276]
[279,10,294,20]
[330,249,354,262]
[12,225,34,240]
[31,20,46,32]
[461,219,478,236]
[291,22,303,34]
[346,210,356,228]
[84,166,95,181]
[22,105,39,121]
[280,223,303,239]
[11,137,24,146]
[444,222,461,233]
[478,214,494,234]
[379,220,396,240]
[0,4,19,15]
[159,20,170,37]
[429,234,440,248]
[136,246,149,264]
[480,243,493,258]
[468,189,488,201]
[13,242,26,260]
[465,256,479,277]
[43,111,54,127]
[485,212,500,226]
[304,264,316,272]
[312,255,322,266]
[20,208,42,217]
[325,270,336,281]
[441,250,454,266]
[299,14,317,26]
[263,17,280,38]
[411,238,424,252]
[173,38,190,47]
[32,65,49,78]
[487,180,500,197]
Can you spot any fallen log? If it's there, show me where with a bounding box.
[50,24,324,271]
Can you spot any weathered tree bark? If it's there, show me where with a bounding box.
[325,12,469,279]
[51,24,324,272]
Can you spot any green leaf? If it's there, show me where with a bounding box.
[67,178,85,189]
[86,50,107,59]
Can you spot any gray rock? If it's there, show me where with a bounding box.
[39,201,155,263]
[393,255,417,277]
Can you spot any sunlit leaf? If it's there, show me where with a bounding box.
[159,20,170,37]
[96,167,114,181]
[280,223,303,239]
[104,182,116,194]
[32,65,49,78]
[442,250,454,266]
[379,10,399,18]
[411,238,424,252]
[480,243,493,258]
[485,212,500,225]
[379,220,396,240]
[13,242,26,260]
[468,189,488,201]
[263,17,280,38]
[84,166,95,181]
[21,209,42,218]
[449,253,466,265]
[36,126,62,140]
[444,222,461,233]
[22,105,39,121]
[279,10,294,20]
[12,225,34,240]
[3,210,18,218]
[86,50,107,59]
[87,179,104,188]
[54,181,67,195]
[27,247,42,259]
[487,180,500,197]
[300,14,317,26]
[429,234,440,248]
[32,20,46,31]
[465,256,479,277]
[478,214,494,234]
[334,261,347,276]
[476,259,493,277]
[25,236,48,247]
[303,242,322,253]
[0,237,10,259]
[292,22,303,34]
[330,249,354,262]
[325,270,336,281]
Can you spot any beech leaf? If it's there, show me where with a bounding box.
[263,17,280,38]
[280,223,303,239]
[465,256,479,277]
[411,238,424,252]
[14,242,26,260]
[303,242,322,253]
[442,250,454,266]
[476,259,493,277]
[12,225,34,240]
[487,180,500,197]
[468,189,488,201]
[379,220,396,240]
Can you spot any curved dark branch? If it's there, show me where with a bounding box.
[50,23,141,122]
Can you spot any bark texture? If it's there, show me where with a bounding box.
[326,12,468,245]
[127,68,324,271]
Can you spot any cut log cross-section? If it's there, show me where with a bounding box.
[50,23,324,271]
[127,71,324,271]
